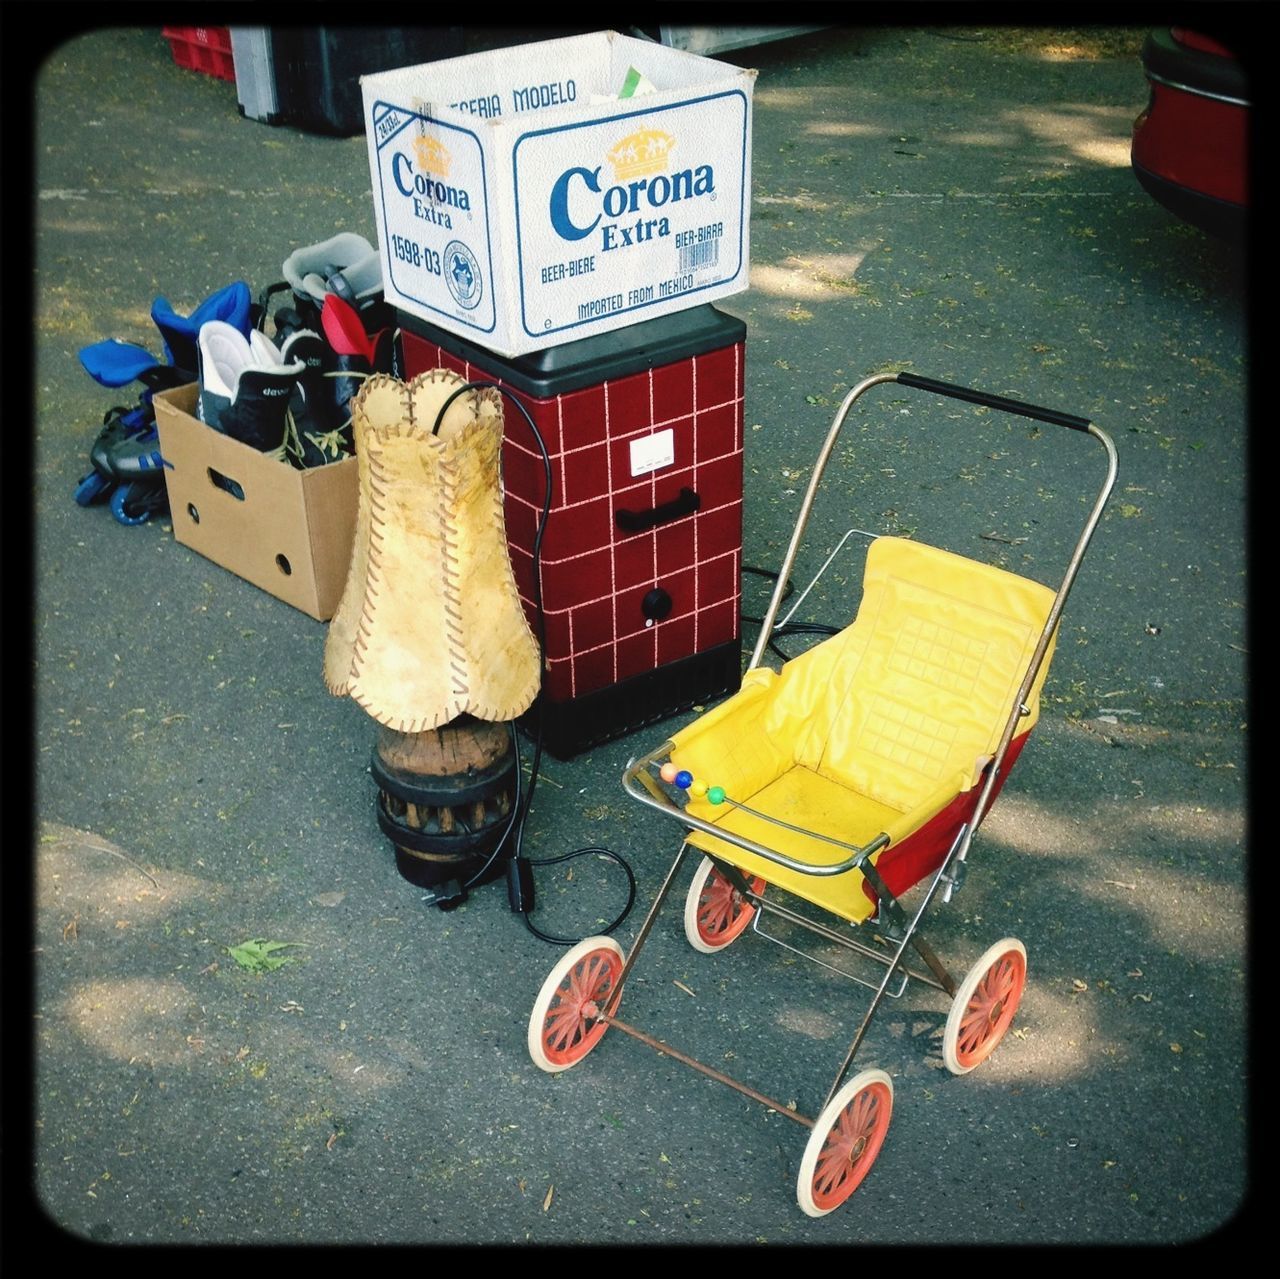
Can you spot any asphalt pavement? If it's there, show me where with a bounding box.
[26,23,1249,1252]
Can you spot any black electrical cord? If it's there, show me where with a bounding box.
[419,383,837,938]
[765,621,842,663]
[739,563,794,625]
[739,564,840,662]
[428,380,636,945]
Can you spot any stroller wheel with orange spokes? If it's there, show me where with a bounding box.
[797,1069,894,1217]
[684,856,767,954]
[527,936,625,1073]
[942,938,1028,1075]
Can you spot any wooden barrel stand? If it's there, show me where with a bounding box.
[371,715,518,892]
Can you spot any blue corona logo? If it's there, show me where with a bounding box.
[546,131,715,253]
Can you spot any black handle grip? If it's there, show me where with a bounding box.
[616,486,700,534]
[896,372,1092,432]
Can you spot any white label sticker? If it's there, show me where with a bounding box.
[630,429,675,477]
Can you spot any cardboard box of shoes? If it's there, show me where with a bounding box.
[153,384,358,621]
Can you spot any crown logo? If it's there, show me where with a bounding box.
[607,130,675,181]
[413,133,452,176]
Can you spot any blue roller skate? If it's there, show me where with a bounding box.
[73,401,152,509]
[151,280,254,377]
[92,415,170,526]
[75,282,254,524]
[72,358,187,522]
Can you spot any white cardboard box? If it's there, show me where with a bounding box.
[361,30,755,357]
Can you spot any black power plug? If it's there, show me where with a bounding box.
[506,856,536,914]
[423,879,467,911]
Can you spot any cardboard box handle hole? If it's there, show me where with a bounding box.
[276,554,292,576]
[207,467,245,501]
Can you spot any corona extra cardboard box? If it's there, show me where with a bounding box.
[361,30,755,358]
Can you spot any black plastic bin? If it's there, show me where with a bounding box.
[242,28,463,136]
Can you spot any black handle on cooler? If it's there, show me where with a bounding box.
[896,372,1092,432]
[615,486,701,533]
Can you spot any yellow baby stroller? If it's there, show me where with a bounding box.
[526,370,1118,1217]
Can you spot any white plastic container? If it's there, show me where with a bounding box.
[229,27,281,126]
[361,30,755,357]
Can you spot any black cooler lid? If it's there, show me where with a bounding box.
[397,304,747,398]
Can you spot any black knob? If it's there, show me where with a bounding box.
[641,587,673,621]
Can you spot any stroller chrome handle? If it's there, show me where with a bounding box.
[621,746,890,878]
[748,369,1118,681]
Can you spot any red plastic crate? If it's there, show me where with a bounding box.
[162,26,235,83]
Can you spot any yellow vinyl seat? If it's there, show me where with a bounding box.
[670,536,1058,922]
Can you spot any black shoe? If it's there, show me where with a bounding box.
[198,321,304,461]
[278,329,351,466]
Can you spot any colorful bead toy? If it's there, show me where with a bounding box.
[657,761,727,805]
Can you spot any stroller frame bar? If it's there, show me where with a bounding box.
[705,846,952,996]
[592,817,970,1121]
[747,880,950,997]
[599,1010,819,1130]
[748,905,914,998]
[588,838,823,1127]
[817,822,978,1110]
[749,371,1112,670]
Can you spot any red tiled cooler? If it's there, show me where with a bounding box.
[401,306,746,758]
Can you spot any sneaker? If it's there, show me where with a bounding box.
[198,321,304,462]
[319,292,405,427]
[318,295,376,424]
[197,321,250,425]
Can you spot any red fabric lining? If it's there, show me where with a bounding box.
[860,729,1032,906]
